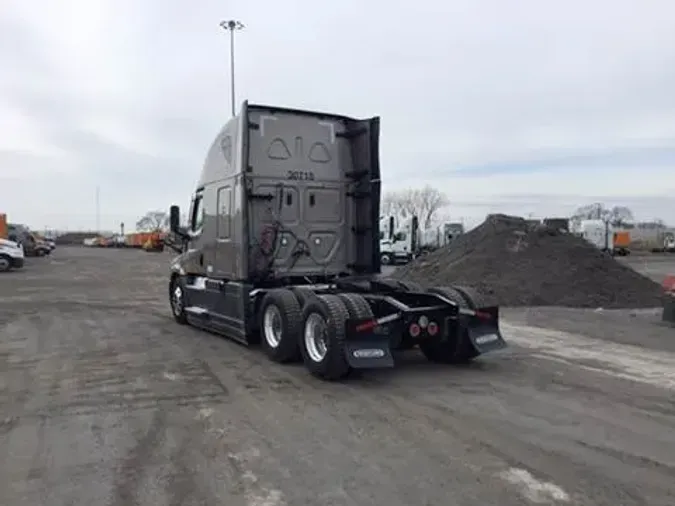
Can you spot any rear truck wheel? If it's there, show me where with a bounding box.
[337,293,373,320]
[332,293,394,371]
[421,286,479,364]
[445,285,489,310]
[169,276,188,324]
[0,254,11,273]
[290,286,316,307]
[259,289,303,363]
[300,294,351,380]
[396,280,423,292]
[380,253,392,265]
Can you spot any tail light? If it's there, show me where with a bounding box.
[409,323,421,337]
[427,321,439,336]
[474,310,493,320]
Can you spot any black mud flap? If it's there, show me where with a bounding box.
[464,306,507,355]
[663,296,675,324]
[344,318,396,369]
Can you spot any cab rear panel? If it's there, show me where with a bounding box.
[244,105,381,281]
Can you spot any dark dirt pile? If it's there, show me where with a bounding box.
[392,214,664,308]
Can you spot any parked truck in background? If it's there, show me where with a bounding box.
[7,223,51,257]
[417,221,465,255]
[1,213,25,271]
[166,102,506,381]
[0,237,25,272]
[379,215,419,265]
[612,230,631,256]
[572,219,631,256]
[0,213,7,240]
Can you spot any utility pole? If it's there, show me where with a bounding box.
[219,19,245,117]
[95,186,100,234]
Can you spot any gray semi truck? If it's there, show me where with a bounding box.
[167,102,506,380]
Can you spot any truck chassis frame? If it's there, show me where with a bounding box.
[170,273,506,380]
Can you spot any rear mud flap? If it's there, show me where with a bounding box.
[344,318,395,369]
[464,306,507,355]
[344,339,394,369]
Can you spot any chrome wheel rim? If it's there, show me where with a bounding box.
[304,313,328,362]
[263,305,283,348]
[171,284,183,316]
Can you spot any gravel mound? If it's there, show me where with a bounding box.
[393,214,664,308]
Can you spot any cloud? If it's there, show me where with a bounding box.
[1,0,675,231]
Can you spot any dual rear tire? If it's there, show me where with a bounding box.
[419,285,481,364]
[259,289,373,380]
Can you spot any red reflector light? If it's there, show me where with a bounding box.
[474,310,492,320]
[409,323,421,337]
[427,321,439,336]
[355,320,377,332]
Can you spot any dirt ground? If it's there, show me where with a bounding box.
[618,253,675,284]
[2,248,675,506]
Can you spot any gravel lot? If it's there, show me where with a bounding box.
[619,253,675,284]
[1,248,675,506]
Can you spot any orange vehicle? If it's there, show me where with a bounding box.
[0,213,7,239]
[128,232,153,248]
[143,231,165,252]
[613,230,631,256]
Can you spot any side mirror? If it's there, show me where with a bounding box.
[169,205,181,233]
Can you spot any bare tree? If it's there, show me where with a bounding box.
[382,185,449,229]
[571,202,608,222]
[381,192,405,217]
[136,211,169,232]
[607,206,634,227]
[571,203,634,227]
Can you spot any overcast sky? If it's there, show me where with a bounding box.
[2,0,675,232]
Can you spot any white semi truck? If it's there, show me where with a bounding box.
[0,238,25,272]
[379,215,419,265]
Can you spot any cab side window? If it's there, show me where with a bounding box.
[191,193,205,232]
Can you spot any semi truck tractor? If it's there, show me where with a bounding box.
[0,238,24,272]
[379,215,419,265]
[167,102,506,380]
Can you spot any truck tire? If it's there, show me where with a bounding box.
[290,286,316,307]
[0,254,12,273]
[380,253,392,265]
[396,280,423,292]
[446,285,488,310]
[337,293,373,319]
[259,289,303,363]
[300,294,351,380]
[169,275,188,325]
[421,286,478,364]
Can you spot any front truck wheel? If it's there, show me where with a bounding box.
[169,275,188,324]
[300,294,351,380]
[0,254,12,272]
[420,286,478,364]
[259,289,303,363]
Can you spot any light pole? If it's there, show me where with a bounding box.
[219,19,245,117]
[95,185,100,233]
